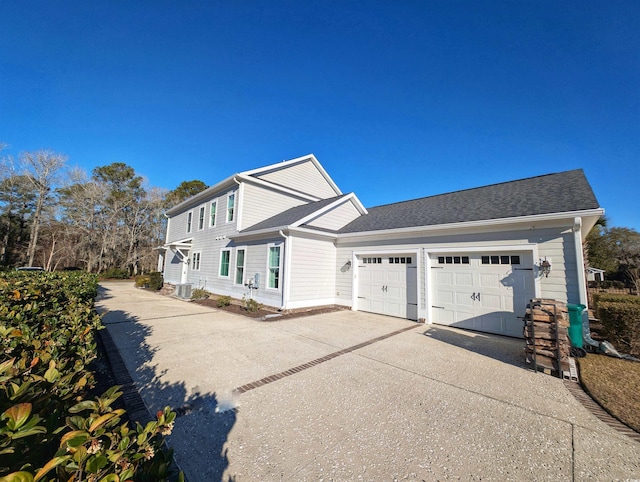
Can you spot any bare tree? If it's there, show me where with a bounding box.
[20,150,67,267]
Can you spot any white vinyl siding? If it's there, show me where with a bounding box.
[235,248,246,285]
[288,236,336,303]
[254,159,338,199]
[240,182,308,229]
[219,249,231,277]
[306,201,361,231]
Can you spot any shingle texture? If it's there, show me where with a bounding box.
[338,169,600,234]
[241,195,348,232]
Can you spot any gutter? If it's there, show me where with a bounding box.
[279,230,291,311]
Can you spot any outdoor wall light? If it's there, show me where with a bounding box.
[540,258,552,277]
[345,260,352,268]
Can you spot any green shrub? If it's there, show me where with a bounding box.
[216,295,232,307]
[135,274,151,287]
[191,287,210,300]
[101,267,130,279]
[597,301,640,357]
[0,271,181,480]
[592,293,640,311]
[242,296,262,313]
[148,271,164,291]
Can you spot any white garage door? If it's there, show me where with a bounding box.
[430,252,534,337]
[357,255,417,320]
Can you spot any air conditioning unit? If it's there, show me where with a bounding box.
[175,284,192,299]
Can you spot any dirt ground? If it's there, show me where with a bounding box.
[192,297,349,321]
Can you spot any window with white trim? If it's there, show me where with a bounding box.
[191,251,201,271]
[219,249,231,277]
[186,211,193,233]
[268,245,281,289]
[226,193,235,222]
[209,200,217,227]
[235,248,245,285]
[198,206,205,230]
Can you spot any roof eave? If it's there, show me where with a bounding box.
[230,225,338,241]
[337,208,605,240]
[292,193,367,227]
[166,175,237,216]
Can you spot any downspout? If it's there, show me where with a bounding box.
[573,217,587,306]
[279,230,291,311]
[574,217,599,349]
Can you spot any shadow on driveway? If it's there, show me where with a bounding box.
[422,325,529,369]
[100,306,236,480]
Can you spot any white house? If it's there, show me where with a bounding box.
[159,154,603,338]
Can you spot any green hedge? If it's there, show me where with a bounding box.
[148,272,163,291]
[596,301,640,357]
[591,293,640,311]
[0,272,180,481]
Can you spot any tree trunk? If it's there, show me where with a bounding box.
[26,188,45,267]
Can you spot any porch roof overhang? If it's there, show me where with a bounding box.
[163,238,193,261]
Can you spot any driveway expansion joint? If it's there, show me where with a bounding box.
[232,323,418,395]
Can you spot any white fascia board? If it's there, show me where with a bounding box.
[292,193,367,227]
[164,237,193,248]
[229,226,288,241]
[239,154,343,197]
[287,226,338,240]
[235,174,321,201]
[166,175,236,216]
[336,208,605,242]
[230,225,338,242]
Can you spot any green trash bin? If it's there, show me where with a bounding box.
[567,303,586,349]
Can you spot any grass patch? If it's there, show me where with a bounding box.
[578,353,640,433]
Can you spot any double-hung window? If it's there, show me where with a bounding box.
[226,193,235,222]
[268,245,281,289]
[191,252,201,271]
[209,200,217,227]
[186,212,193,233]
[235,248,245,285]
[219,249,231,277]
[198,206,205,230]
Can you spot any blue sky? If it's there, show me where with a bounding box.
[1,1,638,230]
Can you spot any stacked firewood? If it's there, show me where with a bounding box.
[523,299,571,373]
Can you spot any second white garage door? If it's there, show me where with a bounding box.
[430,252,534,337]
[357,255,418,320]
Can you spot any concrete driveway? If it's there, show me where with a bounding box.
[97,281,640,481]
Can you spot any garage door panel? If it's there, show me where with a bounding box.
[479,272,507,288]
[435,271,453,285]
[387,271,402,283]
[480,293,502,310]
[433,308,454,324]
[357,254,416,320]
[435,289,454,304]
[455,292,474,307]
[430,252,534,338]
[455,273,473,286]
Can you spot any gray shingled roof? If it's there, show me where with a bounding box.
[241,195,349,233]
[338,169,600,234]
